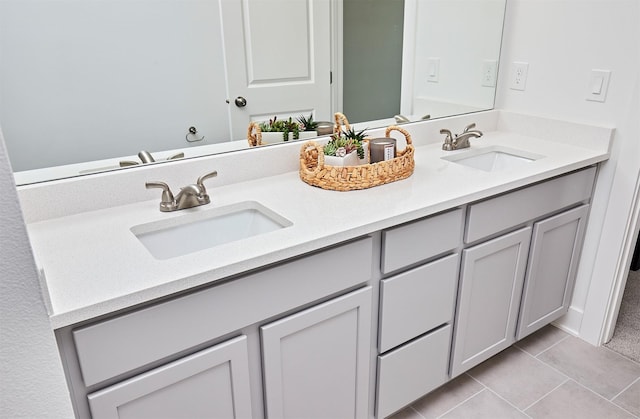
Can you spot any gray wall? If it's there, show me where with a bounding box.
[343,0,404,123]
[0,130,73,417]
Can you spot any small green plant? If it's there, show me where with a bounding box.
[258,116,301,141]
[323,127,367,159]
[297,113,318,132]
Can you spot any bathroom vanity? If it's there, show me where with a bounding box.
[21,111,612,418]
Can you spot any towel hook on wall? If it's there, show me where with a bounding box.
[186,126,205,143]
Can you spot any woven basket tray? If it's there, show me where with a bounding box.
[299,124,415,191]
[247,121,264,147]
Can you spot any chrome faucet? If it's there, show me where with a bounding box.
[120,151,185,167]
[441,123,483,151]
[146,170,218,212]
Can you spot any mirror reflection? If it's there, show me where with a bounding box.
[0,0,506,185]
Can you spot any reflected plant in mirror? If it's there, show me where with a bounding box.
[0,0,506,185]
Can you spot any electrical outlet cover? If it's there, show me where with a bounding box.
[509,61,529,91]
[482,60,498,87]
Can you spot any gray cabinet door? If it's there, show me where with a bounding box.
[261,287,372,419]
[87,335,253,419]
[517,205,589,340]
[451,227,531,377]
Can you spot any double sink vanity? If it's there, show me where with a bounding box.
[20,111,613,418]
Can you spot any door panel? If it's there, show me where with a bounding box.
[450,228,531,377]
[517,205,589,340]
[87,336,252,419]
[221,0,332,139]
[261,287,372,419]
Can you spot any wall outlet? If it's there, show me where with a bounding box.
[509,61,529,91]
[481,60,498,87]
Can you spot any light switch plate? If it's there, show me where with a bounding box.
[586,69,611,102]
[427,57,440,83]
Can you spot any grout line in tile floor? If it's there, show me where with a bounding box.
[522,377,570,412]
[406,406,424,419]
[484,386,534,418]
[432,376,487,419]
[612,375,640,402]
[571,378,640,418]
[521,330,571,357]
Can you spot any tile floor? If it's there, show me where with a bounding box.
[389,325,640,419]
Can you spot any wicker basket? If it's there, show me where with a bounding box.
[247,122,264,147]
[299,124,415,191]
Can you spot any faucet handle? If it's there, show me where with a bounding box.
[463,123,476,133]
[146,181,177,212]
[440,129,453,140]
[196,170,218,193]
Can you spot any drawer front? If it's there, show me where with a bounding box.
[381,208,463,274]
[466,166,596,243]
[73,236,373,387]
[376,325,452,419]
[379,254,459,353]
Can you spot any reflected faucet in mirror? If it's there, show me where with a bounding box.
[120,151,185,168]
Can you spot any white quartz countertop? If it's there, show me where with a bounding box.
[27,129,610,328]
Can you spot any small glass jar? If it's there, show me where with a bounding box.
[369,138,397,163]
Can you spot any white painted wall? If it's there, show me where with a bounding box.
[495,0,640,344]
[0,130,73,417]
[0,0,230,172]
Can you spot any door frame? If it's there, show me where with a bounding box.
[330,0,342,116]
[602,169,640,343]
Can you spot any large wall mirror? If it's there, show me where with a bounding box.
[0,0,506,185]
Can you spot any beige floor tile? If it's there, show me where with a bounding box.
[410,374,484,419]
[515,324,569,356]
[526,380,636,419]
[538,336,640,399]
[467,346,567,409]
[440,389,528,419]
[612,378,640,417]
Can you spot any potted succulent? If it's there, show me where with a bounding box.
[258,116,301,143]
[323,127,368,166]
[296,113,320,139]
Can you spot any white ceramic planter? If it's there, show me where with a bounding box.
[298,131,318,140]
[261,130,318,144]
[324,151,360,167]
[260,132,289,144]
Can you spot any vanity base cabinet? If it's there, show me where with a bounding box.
[261,287,372,419]
[450,227,532,378]
[516,205,590,340]
[87,335,252,419]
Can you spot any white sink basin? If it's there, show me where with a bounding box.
[441,146,544,172]
[131,201,292,259]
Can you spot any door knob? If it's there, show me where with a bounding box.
[234,97,247,107]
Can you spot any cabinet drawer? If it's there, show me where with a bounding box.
[381,209,463,274]
[379,254,459,353]
[465,166,596,243]
[376,325,452,419]
[73,236,373,387]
